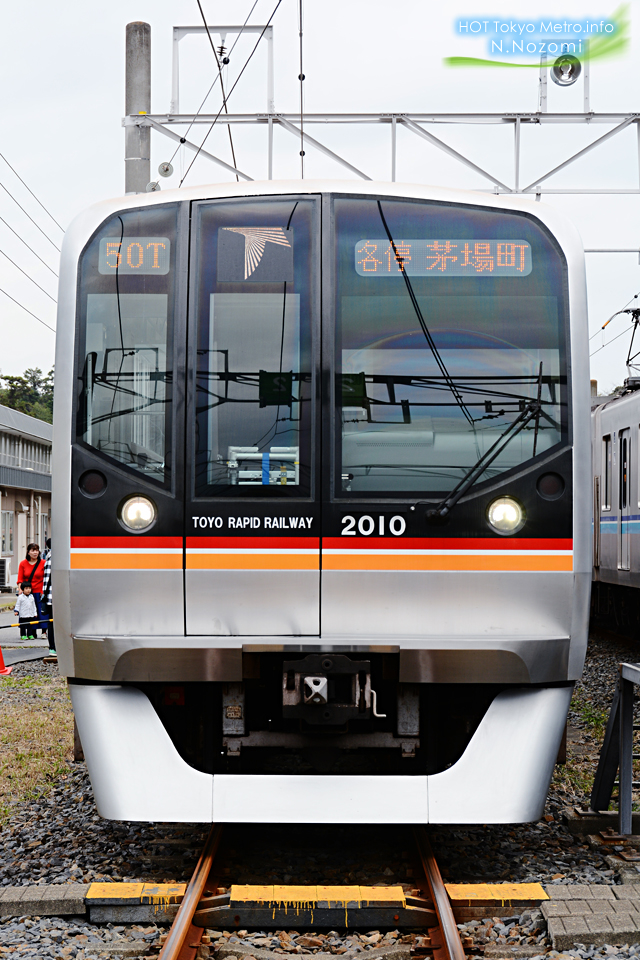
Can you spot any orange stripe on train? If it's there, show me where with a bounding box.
[322,555,573,572]
[70,554,182,570]
[186,554,319,571]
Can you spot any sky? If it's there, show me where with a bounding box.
[0,0,639,392]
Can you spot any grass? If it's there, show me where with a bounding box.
[548,686,607,804]
[0,673,74,824]
[570,688,609,738]
[550,682,640,812]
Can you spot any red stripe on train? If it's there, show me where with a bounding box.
[322,537,573,550]
[186,537,320,549]
[72,536,572,550]
[70,536,183,549]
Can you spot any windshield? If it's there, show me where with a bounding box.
[192,197,317,498]
[333,197,568,497]
[75,204,178,485]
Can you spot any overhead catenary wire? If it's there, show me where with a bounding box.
[179,0,284,187]
[0,285,55,333]
[590,323,637,358]
[590,293,640,340]
[161,0,260,176]
[0,152,64,233]
[0,247,56,302]
[589,293,640,357]
[0,214,58,277]
[196,0,240,182]
[0,180,60,252]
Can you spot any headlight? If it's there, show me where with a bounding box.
[120,495,156,532]
[486,496,524,535]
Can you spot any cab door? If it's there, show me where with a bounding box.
[185,196,320,636]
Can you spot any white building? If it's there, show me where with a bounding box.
[0,404,52,590]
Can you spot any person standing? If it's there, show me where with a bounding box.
[17,543,46,641]
[14,583,37,641]
[41,539,55,657]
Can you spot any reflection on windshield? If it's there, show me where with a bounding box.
[197,293,307,488]
[335,199,567,496]
[193,199,315,498]
[77,206,177,484]
[80,293,170,483]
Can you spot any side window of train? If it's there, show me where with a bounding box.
[192,198,317,498]
[332,196,569,498]
[75,204,179,486]
[638,425,640,507]
[620,433,629,509]
[602,435,611,510]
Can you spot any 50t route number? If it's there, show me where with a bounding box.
[341,515,407,536]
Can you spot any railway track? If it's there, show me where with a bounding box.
[158,825,465,960]
[158,824,222,960]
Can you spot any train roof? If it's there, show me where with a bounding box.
[61,179,585,263]
[591,384,640,416]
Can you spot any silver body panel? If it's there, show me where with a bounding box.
[71,681,570,823]
[322,571,573,638]
[70,633,569,684]
[185,570,319,635]
[69,571,184,637]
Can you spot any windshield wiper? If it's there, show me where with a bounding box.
[425,397,542,520]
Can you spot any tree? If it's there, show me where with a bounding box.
[0,367,54,422]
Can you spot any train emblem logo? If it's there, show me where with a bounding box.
[218,226,293,281]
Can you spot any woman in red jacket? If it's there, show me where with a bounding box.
[17,543,46,640]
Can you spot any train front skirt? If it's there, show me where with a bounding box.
[70,682,571,824]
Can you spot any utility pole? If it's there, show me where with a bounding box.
[125,22,151,194]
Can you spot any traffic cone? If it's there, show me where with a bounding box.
[0,648,12,676]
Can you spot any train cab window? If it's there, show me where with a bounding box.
[638,425,640,507]
[75,204,178,485]
[332,197,569,496]
[620,432,629,509]
[602,435,611,510]
[192,198,317,497]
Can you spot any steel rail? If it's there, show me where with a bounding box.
[414,826,465,960]
[158,823,223,960]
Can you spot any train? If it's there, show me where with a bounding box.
[52,179,591,824]
[592,379,640,627]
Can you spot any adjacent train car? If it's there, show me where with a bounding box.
[592,384,640,623]
[52,180,591,824]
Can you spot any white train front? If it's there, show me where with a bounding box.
[52,181,591,823]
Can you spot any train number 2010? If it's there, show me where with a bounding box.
[341,515,406,536]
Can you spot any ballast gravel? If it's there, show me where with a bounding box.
[0,916,162,958]
[0,632,638,958]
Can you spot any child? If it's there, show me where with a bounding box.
[14,583,37,641]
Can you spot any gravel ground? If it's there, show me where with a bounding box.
[0,916,163,958]
[0,658,61,687]
[1,633,640,959]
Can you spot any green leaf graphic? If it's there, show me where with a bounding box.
[444,4,629,68]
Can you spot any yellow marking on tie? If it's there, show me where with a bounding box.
[141,883,187,914]
[229,883,407,928]
[86,883,145,902]
[445,882,548,905]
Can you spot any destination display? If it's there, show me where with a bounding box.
[99,237,171,275]
[355,239,532,277]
